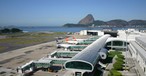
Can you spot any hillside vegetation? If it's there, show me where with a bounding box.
[63,14,146,27]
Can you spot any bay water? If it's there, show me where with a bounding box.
[17,26,146,32]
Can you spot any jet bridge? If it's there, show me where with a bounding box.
[64,35,110,74]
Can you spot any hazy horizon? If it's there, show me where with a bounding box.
[0,0,146,26]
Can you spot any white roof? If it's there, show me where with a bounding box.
[130,41,146,60]
[136,36,146,48]
[106,37,127,43]
[37,58,52,63]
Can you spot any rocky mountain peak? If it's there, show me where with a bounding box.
[78,14,94,25]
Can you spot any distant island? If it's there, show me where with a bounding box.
[63,14,146,27]
[0,28,22,34]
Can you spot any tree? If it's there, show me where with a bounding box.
[0,28,23,34]
[11,28,22,33]
[0,28,11,33]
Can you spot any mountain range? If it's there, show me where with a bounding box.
[63,14,146,27]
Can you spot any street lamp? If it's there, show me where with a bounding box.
[125,31,129,70]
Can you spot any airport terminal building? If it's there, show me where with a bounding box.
[128,36,146,75]
[18,29,146,76]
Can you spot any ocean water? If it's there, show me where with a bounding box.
[17,26,146,32]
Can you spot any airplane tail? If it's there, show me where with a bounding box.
[72,36,76,41]
[65,37,69,42]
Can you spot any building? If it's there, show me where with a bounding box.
[80,30,104,36]
[128,36,146,75]
[18,29,146,76]
[64,35,110,76]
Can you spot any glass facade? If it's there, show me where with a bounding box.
[124,42,127,46]
[105,41,128,50]
[106,42,111,46]
[65,61,92,70]
[113,41,123,46]
[35,63,50,68]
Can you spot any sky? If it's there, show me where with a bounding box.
[0,0,146,26]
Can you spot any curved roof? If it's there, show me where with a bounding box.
[64,34,110,72]
[106,37,127,43]
[65,60,94,72]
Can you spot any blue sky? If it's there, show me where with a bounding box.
[0,0,146,26]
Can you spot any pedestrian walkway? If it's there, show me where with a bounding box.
[121,58,137,76]
[134,60,146,76]
[123,51,145,76]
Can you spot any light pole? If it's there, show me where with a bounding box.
[125,31,129,70]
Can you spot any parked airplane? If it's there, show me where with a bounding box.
[56,44,76,48]
[56,36,87,50]
[65,36,86,44]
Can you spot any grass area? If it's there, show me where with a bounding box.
[0,32,65,44]
[0,32,66,53]
[99,50,124,76]
[113,53,125,71]
[107,50,124,76]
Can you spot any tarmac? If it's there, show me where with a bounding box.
[2,34,145,76]
[0,41,57,76]
[0,34,90,76]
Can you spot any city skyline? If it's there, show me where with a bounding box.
[0,0,146,26]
